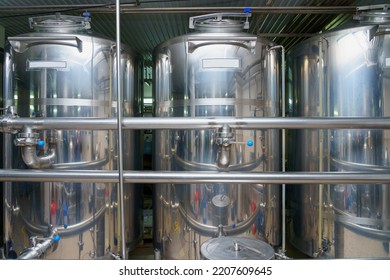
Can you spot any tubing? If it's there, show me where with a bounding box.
[269,44,286,254]
[0,6,357,15]
[19,205,106,237]
[318,39,324,252]
[3,116,390,131]
[17,233,58,260]
[52,155,109,169]
[17,238,54,259]
[1,170,390,184]
[174,153,266,171]
[115,0,126,260]
[177,202,263,237]
[21,145,55,169]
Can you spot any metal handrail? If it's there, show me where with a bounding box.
[3,116,390,131]
[1,170,390,184]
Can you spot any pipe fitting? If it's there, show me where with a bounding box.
[21,145,56,169]
[17,232,60,260]
[0,106,19,134]
[14,126,55,169]
[215,124,234,169]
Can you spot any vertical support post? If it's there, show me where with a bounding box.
[270,45,285,253]
[318,39,324,252]
[280,46,286,254]
[115,0,126,260]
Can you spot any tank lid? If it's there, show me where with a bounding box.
[200,237,275,260]
[212,194,230,208]
[353,5,390,24]
[29,13,91,33]
[189,13,251,33]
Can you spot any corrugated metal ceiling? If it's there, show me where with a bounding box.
[0,0,387,61]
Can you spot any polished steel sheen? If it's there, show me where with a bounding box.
[153,14,281,259]
[200,236,275,260]
[287,11,390,258]
[0,48,3,256]
[2,14,142,259]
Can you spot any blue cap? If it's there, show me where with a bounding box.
[83,11,91,18]
[247,140,254,147]
[244,7,252,14]
[37,140,45,148]
[53,235,61,242]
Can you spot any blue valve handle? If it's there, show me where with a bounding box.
[230,140,254,146]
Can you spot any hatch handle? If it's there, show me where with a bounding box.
[8,36,83,53]
[187,36,257,54]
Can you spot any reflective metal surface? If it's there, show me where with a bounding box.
[0,48,3,253]
[287,12,390,258]
[2,14,142,259]
[200,236,275,260]
[153,14,281,260]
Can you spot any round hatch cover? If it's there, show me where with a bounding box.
[29,14,91,33]
[200,236,275,260]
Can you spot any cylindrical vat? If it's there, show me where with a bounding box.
[2,14,142,259]
[287,10,390,258]
[153,14,281,259]
[0,47,3,256]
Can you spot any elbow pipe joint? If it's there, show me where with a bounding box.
[14,126,55,169]
[21,145,56,169]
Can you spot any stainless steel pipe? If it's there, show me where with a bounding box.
[115,0,127,260]
[0,6,357,15]
[1,169,390,184]
[2,117,390,131]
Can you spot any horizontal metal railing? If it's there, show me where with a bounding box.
[1,170,390,184]
[2,116,390,131]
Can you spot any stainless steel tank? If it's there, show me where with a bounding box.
[2,14,142,259]
[153,13,281,260]
[0,47,3,258]
[287,8,390,258]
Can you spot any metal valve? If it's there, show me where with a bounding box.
[215,124,254,169]
[0,106,19,134]
[215,124,234,146]
[215,125,234,169]
[215,124,254,147]
[13,126,56,168]
[14,130,40,146]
